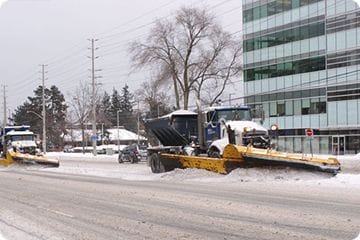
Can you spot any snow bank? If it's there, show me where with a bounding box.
[353,233,360,240]
[154,167,360,188]
[0,232,7,240]
[41,152,360,189]
[0,1,6,8]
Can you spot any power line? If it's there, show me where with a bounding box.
[97,0,239,51]
[10,0,239,95]
[10,0,344,108]
[97,0,176,39]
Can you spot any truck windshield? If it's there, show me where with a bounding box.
[10,135,34,141]
[216,109,252,121]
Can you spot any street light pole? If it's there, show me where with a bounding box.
[229,93,234,106]
[41,64,47,154]
[101,123,104,145]
[2,85,7,152]
[137,99,140,145]
[90,39,97,156]
[117,110,121,152]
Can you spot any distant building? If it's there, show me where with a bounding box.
[63,126,147,147]
[243,0,360,154]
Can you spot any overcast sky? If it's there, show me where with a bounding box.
[0,0,243,120]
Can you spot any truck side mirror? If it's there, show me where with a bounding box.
[220,118,226,125]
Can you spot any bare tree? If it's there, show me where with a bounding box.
[136,79,172,119]
[129,6,242,110]
[68,81,92,153]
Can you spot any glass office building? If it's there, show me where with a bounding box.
[243,0,360,154]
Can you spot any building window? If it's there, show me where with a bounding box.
[244,56,326,81]
[270,102,277,117]
[277,102,285,116]
[285,100,294,116]
[243,0,322,23]
[301,99,310,115]
[244,22,325,52]
[310,98,320,114]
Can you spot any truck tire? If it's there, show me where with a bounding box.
[150,153,166,173]
[208,149,221,158]
[129,152,136,164]
[118,153,124,163]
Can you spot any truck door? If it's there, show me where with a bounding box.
[204,111,221,146]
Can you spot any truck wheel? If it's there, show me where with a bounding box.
[118,153,124,163]
[150,153,165,173]
[130,155,138,164]
[208,149,220,158]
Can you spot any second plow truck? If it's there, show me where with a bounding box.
[0,126,59,167]
[145,106,340,175]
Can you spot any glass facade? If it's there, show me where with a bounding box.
[243,0,322,23]
[243,0,360,154]
[244,56,325,81]
[244,22,325,52]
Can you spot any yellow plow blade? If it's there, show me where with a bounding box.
[1,149,59,167]
[158,144,340,175]
[160,153,244,174]
[225,145,341,174]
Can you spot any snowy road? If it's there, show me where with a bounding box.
[0,153,359,240]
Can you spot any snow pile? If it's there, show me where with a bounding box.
[0,1,6,8]
[353,233,360,240]
[0,232,6,240]
[39,152,360,189]
[338,154,360,173]
[45,152,156,181]
[156,167,331,183]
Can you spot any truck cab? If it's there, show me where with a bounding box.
[203,106,269,157]
[203,106,252,146]
[1,126,39,155]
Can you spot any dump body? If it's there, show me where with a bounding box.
[144,110,198,146]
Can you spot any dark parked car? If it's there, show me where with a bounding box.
[118,144,147,164]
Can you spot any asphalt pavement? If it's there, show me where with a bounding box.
[0,163,359,240]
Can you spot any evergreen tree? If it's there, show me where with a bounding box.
[12,85,68,150]
[120,84,136,131]
[11,101,38,128]
[97,91,112,128]
[120,84,134,112]
[47,86,68,149]
[109,88,121,126]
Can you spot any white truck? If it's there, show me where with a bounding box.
[1,126,40,156]
[201,106,270,158]
[0,125,59,167]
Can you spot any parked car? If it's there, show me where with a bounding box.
[63,145,74,153]
[118,144,147,164]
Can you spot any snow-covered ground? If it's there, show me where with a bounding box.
[41,152,360,189]
[1,152,359,240]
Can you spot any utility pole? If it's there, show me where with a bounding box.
[137,99,140,145]
[2,85,7,150]
[117,109,121,152]
[88,38,99,156]
[41,64,47,154]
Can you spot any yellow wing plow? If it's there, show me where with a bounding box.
[151,144,340,175]
[0,149,59,167]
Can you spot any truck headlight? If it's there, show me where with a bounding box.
[243,127,252,133]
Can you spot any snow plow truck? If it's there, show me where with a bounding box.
[0,126,59,167]
[145,106,340,175]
